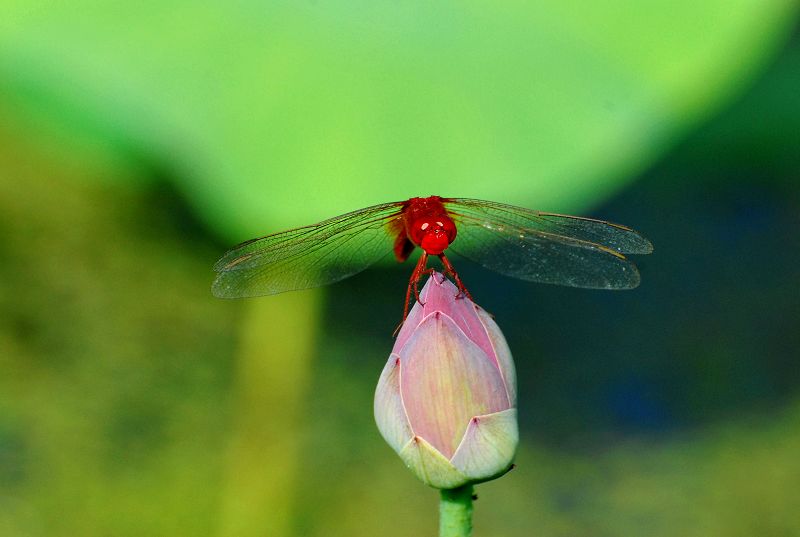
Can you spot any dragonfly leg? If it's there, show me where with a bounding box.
[394,253,433,337]
[438,253,473,301]
[403,252,430,320]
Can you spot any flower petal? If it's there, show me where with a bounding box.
[451,408,518,481]
[398,435,468,489]
[476,307,517,406]
[393,294,427,351]
[398,274,500,370]
[374,354,413,454]
[399,313,510,459]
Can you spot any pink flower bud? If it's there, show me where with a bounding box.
[374,272,518,489]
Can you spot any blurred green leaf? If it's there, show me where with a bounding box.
[1,1,796,239]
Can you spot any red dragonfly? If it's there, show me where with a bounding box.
[212,196,652,317]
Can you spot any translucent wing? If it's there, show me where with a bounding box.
[212,202,403,298]
[443,198,652,289]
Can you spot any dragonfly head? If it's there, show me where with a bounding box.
[411,216,457,255]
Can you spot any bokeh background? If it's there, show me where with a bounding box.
[2,2,799,536]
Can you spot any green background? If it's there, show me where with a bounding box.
[1,2,799,536]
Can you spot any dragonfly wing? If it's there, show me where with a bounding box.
[212,202,403,298]
[443,199,649,289]
[444,198,653,255]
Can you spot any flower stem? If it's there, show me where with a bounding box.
[439,485,474,537]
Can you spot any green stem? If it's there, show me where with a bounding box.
[218,291,321,537]
[439,485,474,537]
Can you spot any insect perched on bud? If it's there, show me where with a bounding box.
[374,272,518,489]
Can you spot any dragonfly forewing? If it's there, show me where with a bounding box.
[444,198,653,255]
[444,199,649,289]
[212,202,402,298]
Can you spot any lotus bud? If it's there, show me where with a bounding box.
[374,272,518,489]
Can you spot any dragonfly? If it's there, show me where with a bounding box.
[212,196,653,318]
